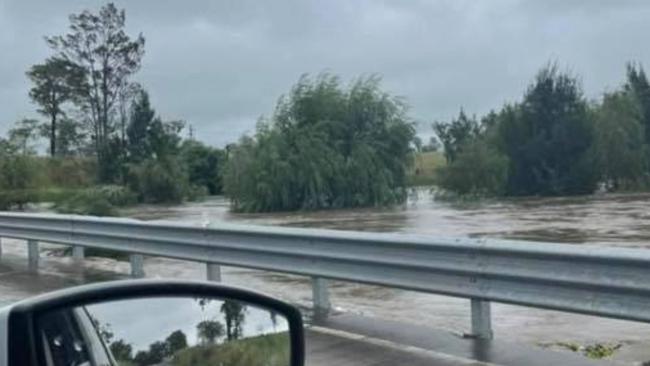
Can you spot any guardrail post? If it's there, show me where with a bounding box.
[311,277,331,319]
[28,240,39,272]
[72,246,84,261]
[469,298,493,339]
[206,263,221,282]
[130,254,145,278]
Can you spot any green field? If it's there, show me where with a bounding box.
[407,151,445,187]
[172,333,290,366]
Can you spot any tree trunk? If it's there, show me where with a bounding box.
[50,113,57,157]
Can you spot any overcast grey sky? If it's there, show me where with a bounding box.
[2,0,650,147]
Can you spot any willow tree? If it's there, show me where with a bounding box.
[223,73,416,212]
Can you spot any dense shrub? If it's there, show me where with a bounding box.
[54,192,117,216]
[436,140,509,196]
[127,158,188,203]
[0,153,42,209]
[44,157,96,187]
[0,190,39,210]
[186,184,209,201]
[53,185,136,216]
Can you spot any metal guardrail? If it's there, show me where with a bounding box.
[1,212,650,339]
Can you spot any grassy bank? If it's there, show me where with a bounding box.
[407,151,445,187]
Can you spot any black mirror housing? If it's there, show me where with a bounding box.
[0,279,305,366]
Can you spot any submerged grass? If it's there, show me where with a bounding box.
[547,341,623,360]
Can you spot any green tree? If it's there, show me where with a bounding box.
[134,341,167,366]
[26,57,86,157]
[625,63,650,147]
[592,91,648,190]
[196,320,225,345]
[432,109,480,163]
[148,341,169,361]
[0,143,41,209]
[38,117,87,156]
[165,330,188,354]
[148,119,184,159]
[46,2,145,182]
[220,300,246,341]
[7,119,40,155]
[118,82,142,151]
[181,140,224,195]
[437,139,509,196]
[108,339,133,361]
[126,89,184,162]
[500,63,597,195]
[127,157,187,203]
[127,90,156,162]
[223,73,416,212]
[123,89,189,202]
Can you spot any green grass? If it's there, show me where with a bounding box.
[172,333,290,366]
[407,151,445,187]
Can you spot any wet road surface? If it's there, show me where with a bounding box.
[0,252,617,366]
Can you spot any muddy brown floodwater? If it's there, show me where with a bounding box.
[4,189,650,364]
[123,189,650,364]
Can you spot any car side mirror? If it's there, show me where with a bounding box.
[0,280,304,366]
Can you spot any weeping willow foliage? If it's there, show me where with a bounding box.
[223,74,416,212]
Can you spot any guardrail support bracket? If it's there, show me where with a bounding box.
[72,246,84,261]
[312,276,331,320]
[28,239,39,272]
[130,254,145,278]
[468,298,493,339]
[206,262,221,282]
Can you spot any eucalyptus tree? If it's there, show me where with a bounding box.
[45,3,145,181]
[26,58,86,156]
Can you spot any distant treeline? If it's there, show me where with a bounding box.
[433,62,650,197]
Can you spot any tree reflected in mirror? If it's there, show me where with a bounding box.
[36,296,291,366]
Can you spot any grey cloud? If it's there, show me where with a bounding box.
[1,1,650,146]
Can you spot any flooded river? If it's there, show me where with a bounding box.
[124,191,650,350]
[3,189,650,363]
[128,189,650,247]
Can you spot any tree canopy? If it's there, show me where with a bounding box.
[46,2,145,182]
[223,74,416,212]
[434,62,650,197]
[26,58,86,157]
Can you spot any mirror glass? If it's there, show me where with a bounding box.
[35,296,291,366]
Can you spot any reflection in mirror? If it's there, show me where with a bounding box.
[36,296,290,366]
